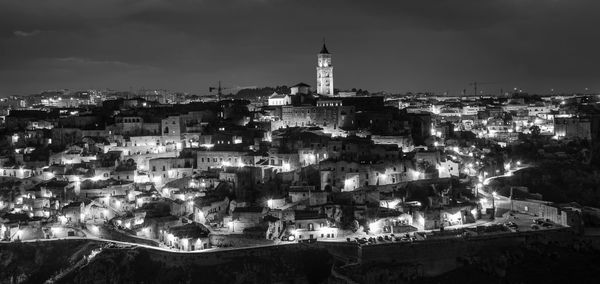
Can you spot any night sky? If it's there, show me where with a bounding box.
[1,0,599,96]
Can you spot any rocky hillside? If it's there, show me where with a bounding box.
[60,244,333,284]
[0,240,102,284]
[2,235,600,284]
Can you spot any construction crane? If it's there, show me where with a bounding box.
[468,81,502,96]
[209,81,225,102]
[209,82,266,101]
[209,81,241,102]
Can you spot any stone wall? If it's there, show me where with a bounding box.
[208,234,274,248]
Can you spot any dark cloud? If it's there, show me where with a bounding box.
[13,30,41,37]
[1,0,599,95]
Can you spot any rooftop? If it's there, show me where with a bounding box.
[167,223,210,239]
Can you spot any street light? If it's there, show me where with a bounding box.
[491,191,497,220]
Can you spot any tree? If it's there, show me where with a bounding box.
[416,160,437,174]
[530,125,541,138]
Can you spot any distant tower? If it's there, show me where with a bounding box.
[316,41,334,96]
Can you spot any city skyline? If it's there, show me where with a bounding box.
[2,0,600,96]
[2,1,600,282]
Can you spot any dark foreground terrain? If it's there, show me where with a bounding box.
[1,233,600,284]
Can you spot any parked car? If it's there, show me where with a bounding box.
[531,224,540,230]
[504,222,518,230]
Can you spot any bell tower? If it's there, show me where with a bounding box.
[316,41,334,96]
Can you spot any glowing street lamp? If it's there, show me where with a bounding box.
[90,225,100,235]
[368,222,379,234]
[58,215,68,224]
[411,170,421,180]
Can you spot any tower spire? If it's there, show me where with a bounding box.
[320,38,329,54]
